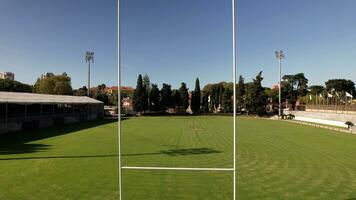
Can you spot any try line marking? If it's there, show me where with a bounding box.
[122,166,234,171]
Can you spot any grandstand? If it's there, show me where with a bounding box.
[0,92,103,134]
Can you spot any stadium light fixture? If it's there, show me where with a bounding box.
[85,51,94,96]
[275,50,284,118]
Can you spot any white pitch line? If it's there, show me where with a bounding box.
[122,166,234,171]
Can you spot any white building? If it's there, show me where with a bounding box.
[0,72,15,80]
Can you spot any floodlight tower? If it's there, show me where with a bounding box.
[275,50,284,118]
[85,51,94,96]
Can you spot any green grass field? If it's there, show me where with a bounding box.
[2,116,356,199]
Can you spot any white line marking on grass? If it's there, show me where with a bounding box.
[122,166,234,171]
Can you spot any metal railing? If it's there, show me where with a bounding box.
[306,104,356,112]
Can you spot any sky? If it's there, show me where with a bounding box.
[0,0,117,89]
[1,0,356,90]
[238,0,356,87]
[122,0,356,89]
[121,0,233,89]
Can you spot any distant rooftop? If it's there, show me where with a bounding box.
[0,92,103,104]
[108,86,134,91]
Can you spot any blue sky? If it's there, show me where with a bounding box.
[121,0,232,89]
[0,0,117,89]
[122,0,356,89]
[2,0,355,90]
[238,0,356,87]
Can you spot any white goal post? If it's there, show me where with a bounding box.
[117,0,237,199]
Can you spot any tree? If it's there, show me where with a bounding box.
[244,71,268,116]
[160,83,172,110]
[88,83,110,105]
[90,84,110,105]
[265,87,279,113]
[171,89,180,110]
[308,85,324,95]
[109,90,119,106]
[201,92,209,114]
[93,92,109,105]
[191,78,201,114]
[149,84,160,111]
[133,74,148,113]
[143,74,151,95]
[179,82,189,112]
[325,79,355,97]
[222,88,233,113]
[35,72,73,95]
[0,79,33,93]
[54,81,72,95]
[202,81,234,113]
[282,73,308,109]
[210,83,224,112]
[97,84,106,91]
[236,75,245,112]
[73,86,88,96]
[345,121,355,130]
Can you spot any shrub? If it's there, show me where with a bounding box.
[288,114,295,119]
[345,121,355,129]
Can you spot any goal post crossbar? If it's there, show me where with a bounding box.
[122,166,234,172]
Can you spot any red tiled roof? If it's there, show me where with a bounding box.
[107,86,134,91]
[120,86,134,91]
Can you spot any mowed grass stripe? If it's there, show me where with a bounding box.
[122,116,233,168]
[237,118,356,199]
[2,117,356,199]
[0,120,119,200]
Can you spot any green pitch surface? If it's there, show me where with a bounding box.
[2,117,356,199]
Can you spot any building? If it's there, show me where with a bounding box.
[105,86,118,95]
[0,91,104,134]
[0,72,15,80]
[122,97,133,114]
[104,106,118,116]
[271,84,281,90]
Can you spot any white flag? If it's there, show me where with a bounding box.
[309,95,312,100]
[346,92,353,98]
[327,93,333,98]
[319,94,323,98]
[208,95,211,103]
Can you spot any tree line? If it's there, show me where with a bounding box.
[132,74,203,114]
[0,79,33,93]
[0,72,74,95]
[131,72,355,116]
[130,72,287,116]
[1,70,354,113]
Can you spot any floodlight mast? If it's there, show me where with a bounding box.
[85,51,94,97]
[275,50,284,118]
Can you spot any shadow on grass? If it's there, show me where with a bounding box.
[0,119,117,155]
[0,154,118,161]
[0,143,51,155]
[0,148,222,161]
[123,148,223,157]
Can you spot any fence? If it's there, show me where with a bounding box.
[306,104,356,113]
